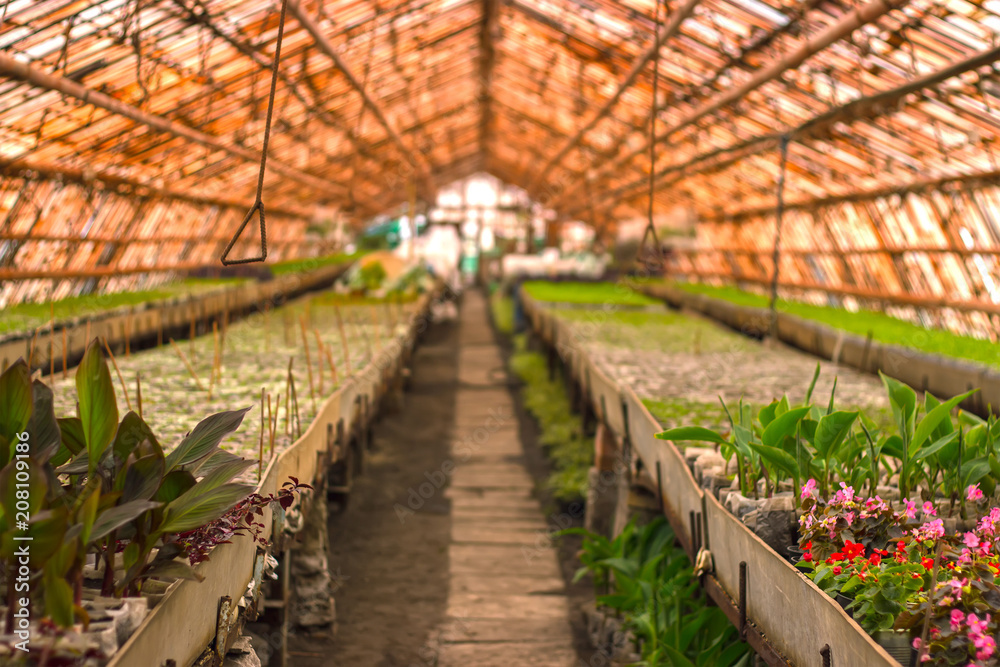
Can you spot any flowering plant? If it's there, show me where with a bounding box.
[799,481,908,562]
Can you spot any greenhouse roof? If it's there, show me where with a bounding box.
[3,0,1000,314]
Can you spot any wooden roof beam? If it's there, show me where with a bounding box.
[0,157,315,219]
[288,0,436,202]
[0,52,354,206]
[551,0,903,211]
[479,0,500,170]
[568,43,1000,218]
[526,0,701,197]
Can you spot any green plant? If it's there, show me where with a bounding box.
[0,340,259,628]
[562,519,752,666]
[357,261,388,292]
[522,281,659,306]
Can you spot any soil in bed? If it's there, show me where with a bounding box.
[288,316,457,667]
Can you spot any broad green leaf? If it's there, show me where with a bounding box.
[880,372,917,439]
[56,451,90,476]
[748,442,800,478]
[661,645,697,667]
[186,458,254,500]
[814,411,859,460]
[758,401,779,428]
[911,389,977,456]
[43,566,75,627]
[827,376,838,415]
[76,340,119,475]
[159,483,252,534]
[89,500,161,543]
[989,453,1000,481]
[27,380,61,464]
[880,435,905,461]
[0,359,32,466]
[113,411,163,464]
[121,453,166,502]
[912,431,959,463]
[165,407,251,472]
[78,486,100,545]
[962,457,991,489]
[761,406,811,449]
[195,449,246,477]
[51,417,86,468]
[656,426,728,446]
[155,470,196,503]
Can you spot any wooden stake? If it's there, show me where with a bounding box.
[102,337,133,412]
[285,357,293,435]
[210,321,220,400]
[267,393,274,457]
[334,306,350,373]
[270,393,278,454]
[61,327,68,379]
[85,320,91,348]
[299,316,316,410]
[324,345,339,386]
[125,310,131,359]
[259,387,265,481]
[136,373,143,419]
[289,366,301,439]
[169,338,205,391]
[313,329,325,396]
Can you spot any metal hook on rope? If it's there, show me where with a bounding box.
[221,0,289,265]
[636,0,665,274]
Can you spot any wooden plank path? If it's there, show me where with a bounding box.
[435,291,577,666]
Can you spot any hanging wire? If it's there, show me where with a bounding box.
[767,134,791,335]
[638,0,664,272]
[221,0,289,265]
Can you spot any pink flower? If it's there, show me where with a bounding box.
[923,501,937,517]
[903,499,917,520]
[801,478,817,500]
[832,565,842,575]
[912,637,922,649]
[844,511,855,526]
[965,532,981,548]
[968,483,985,502]
[968,612,988,635]
[834,482,855,505]
[951,608,966,631]
[912,519,946,541]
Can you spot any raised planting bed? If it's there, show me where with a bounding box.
[521,291,920,665]
[0,260,356,381]
[642,282,1000,417]
[0,288,434,667]
[520,280,661,308]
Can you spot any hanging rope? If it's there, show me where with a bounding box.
[637,0,664,272]
[767,134,791,336]
[221,0,288,265]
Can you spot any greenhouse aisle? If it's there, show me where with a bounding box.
[435,291,577,666]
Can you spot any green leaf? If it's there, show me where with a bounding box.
[911,390,977,456]
[52,417,86,468]
[43,566,75,628]
[0,359,32,466]
[804,363,821,405]
[881,435,905,461]
[27,380,61,464]
[195,449,246,477]
[164,407,251,472]
[758,401,779,428]
[814,411,859,460]
[76,340,119,475]
[121,453,166,502]
[89,500,161,543]
[912,431,959,463]
[761,406,811,449]
[113,411,163,465]
[661,645,697,667]
[748,442,800,478]
[188,458,255,500]
[880,372,917,440]
[656,426,728,446]
[159,483,252,534]
[77,486,100,545]
[155,470,197,503]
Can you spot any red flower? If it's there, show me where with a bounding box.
[843,540,865,560]
[869,553,882,566]
[833,566,842,575]
[828,552,846,562]
[921,557,934,569]
[804,553,812,562]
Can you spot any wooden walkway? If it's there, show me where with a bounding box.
[435,291,577,667]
